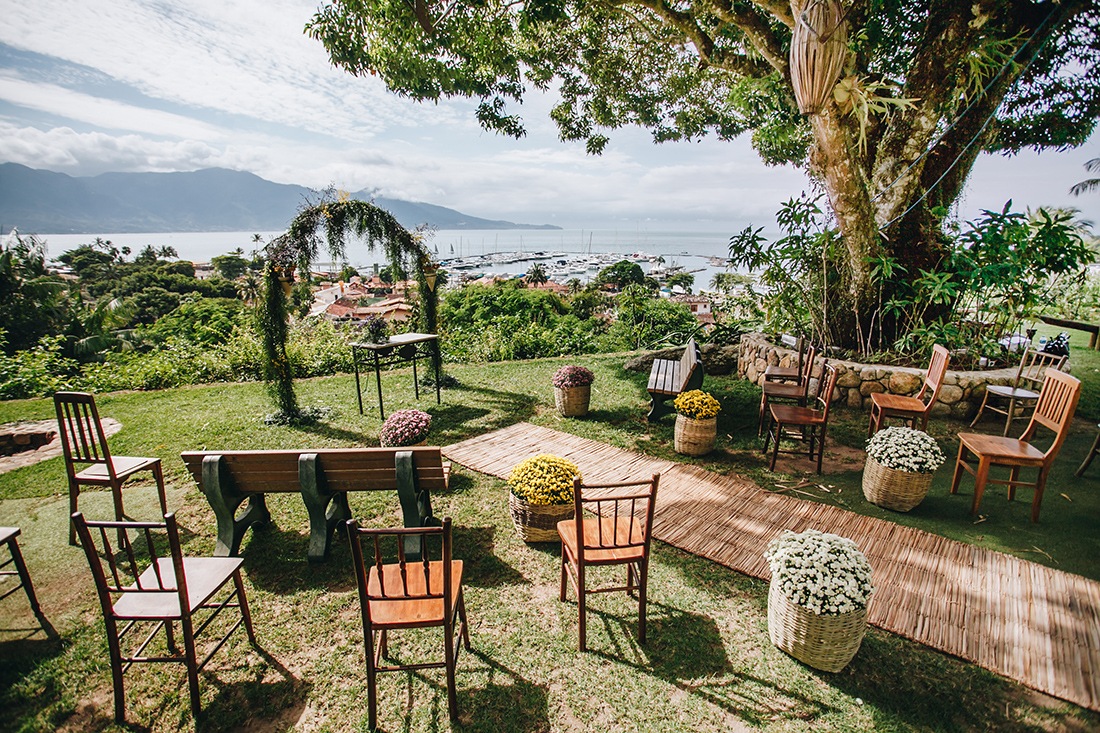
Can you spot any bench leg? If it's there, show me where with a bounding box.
[395,451,440,561]
[647,393,673,421]
[300,454,352,563]
[202,455,269,557]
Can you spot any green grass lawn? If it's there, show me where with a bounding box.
[1,343,1099,732]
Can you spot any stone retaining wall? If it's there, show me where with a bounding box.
[737,333,1030,419]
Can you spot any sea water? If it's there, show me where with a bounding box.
[36,228,763,287]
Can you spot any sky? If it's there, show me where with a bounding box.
[1,0,1098,232]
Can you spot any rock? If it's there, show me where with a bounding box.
[701,343,738,375]
[846,389,865,409]
[888,371,922,395]
[938,384,964,404]
[860,381,886,396]
[951,401,975,420]
[837,369,862,388]
[930,402,951,417]
[623,347,683,373]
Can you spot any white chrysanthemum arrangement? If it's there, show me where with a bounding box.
[766,530,874,616]
[865,427,945,474]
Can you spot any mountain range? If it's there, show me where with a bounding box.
[0,164,560,234]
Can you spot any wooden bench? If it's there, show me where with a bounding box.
[646,337,703,421]
[1038,315,1099,350]
[181,447,450,563]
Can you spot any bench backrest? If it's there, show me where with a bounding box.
[677,338,701,391]
[180,447,449,494]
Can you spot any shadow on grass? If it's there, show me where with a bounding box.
[197,644,307,732]
[579,599,834,728]
[454,526,528,588]
[286,420,376,445]
[239,522,357,595]
[455,650,550,733]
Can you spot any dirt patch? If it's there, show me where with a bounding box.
[0,418,122,475]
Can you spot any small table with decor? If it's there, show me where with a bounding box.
[352,333,441,419]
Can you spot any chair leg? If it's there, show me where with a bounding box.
[233,571,257,644]
[867,404,879,438]
[969,392,990,429]
[769,422,782,470]
[109,478,126,524]
[457,590,471,650]
[577,565,587,652]
[637,560,648,645]
[970,457,992,516]
[68,480,80,546]
[1032,465,1051,522]
[106,618,127,723]
[815,426,825,474]
[1076,428,1100,477]
[443,610,458,721]
[758,393,768,437]
[365,627,378,731]
[6,536,42,615]
[1007,466,1021,501]
[559,550,568,602]
[181,616,202,719]
[1003,397,1017,437]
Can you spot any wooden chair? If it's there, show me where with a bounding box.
[969,348,1068,436]
[72,511,256,723]
[557,474,659,652]
[867,344,950,437]
[950,369,1081,522]
[764,336,808,382]
[0,527,42,617]
[346,517,470,730]
[758,343,818,436]
[763,362,840,474]
[1075,424,1100,477]
[55,392,168,545]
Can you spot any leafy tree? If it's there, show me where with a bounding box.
[338,264,360,281]
[380,263,408,284]
[1071,158,1100,197]
[0,233,70,353]
[150,296,244,346]
[130,286,181,326]
[596,260,646,290]
[211,250,250,280]
[710,272,752,293]
[667,272,695,294]
[308,0,1100,348]
[135,245,159,265]
[526,262,549,287]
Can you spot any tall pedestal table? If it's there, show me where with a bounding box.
[352,333,441,419]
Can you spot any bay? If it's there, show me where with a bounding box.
[37,228,761,287]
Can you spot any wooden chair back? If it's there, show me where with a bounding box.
[798,343,819,396]
[72,512,186,621]
[570,474,659,564]
[1022,369,1082,460]
[1015,348,1068,391]
[812,362,840,420]
[346,518,453,626]
[54,391,116,480]
[916,344,950,405]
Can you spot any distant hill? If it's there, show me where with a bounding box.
[0,164,560,234]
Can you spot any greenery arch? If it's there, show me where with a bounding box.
[259,197,437,419]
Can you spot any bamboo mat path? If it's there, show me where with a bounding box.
[442,422,1100,712]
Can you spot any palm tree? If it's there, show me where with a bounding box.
[236,271,263,304]
[526,263,548,287]
[566,278,583,295]
[1070,158,1100,197]
[157,245,178,259]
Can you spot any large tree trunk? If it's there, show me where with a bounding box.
[808,105,881,347]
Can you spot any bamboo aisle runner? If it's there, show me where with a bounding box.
[443,422,1100,712]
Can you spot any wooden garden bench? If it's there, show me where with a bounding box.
[181,447,450,562]
[1038,315,1099,350]
[646,337,703,421]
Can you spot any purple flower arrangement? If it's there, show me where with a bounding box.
[551,365,595,389]
[379,409,432,447]
[360,314,389,344]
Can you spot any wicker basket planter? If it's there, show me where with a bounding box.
[555,384,591,417]
[767,582,868,672]
[674,415,716,456]
[862,456,933,512]
[508,494,574,542]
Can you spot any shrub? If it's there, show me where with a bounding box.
[673,390,721,420]
[379,409,432,446]
[508,454,580,505]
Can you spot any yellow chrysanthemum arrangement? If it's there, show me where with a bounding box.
[674,389,721,420]
[508,454,581,506]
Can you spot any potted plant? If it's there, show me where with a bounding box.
[360,314,389,344]
[551,365,595,417]
[378,409,432,447]
[863,427,945,511]
[507,453,579,542]
[765,529,875,672]
[673,389,721,456]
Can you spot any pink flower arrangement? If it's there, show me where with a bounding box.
[379,409,432,447]
[551,365,595,389]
